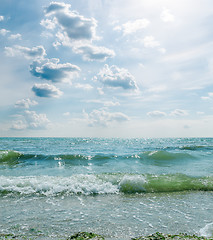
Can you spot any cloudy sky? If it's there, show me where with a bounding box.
[0,0,213,138]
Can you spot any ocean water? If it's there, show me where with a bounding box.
[0,137,212,239]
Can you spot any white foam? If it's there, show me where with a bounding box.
[0,175,119,196]
[119,175,147,193]
[199,222,213,237]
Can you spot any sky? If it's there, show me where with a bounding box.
[0,0,213,138]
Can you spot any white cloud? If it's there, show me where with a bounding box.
[143,36,160,48]
[43,1,98,42]
[97,64,138,90]
[11,111,50,130]
[63,112,70,116]
[158,48,166,54]
[75,83,93,90]
[72,44,115,61]
[197,111,204,115]
[160,8,175,22]
[15,98,38,109]
[201,92,213,101]
[0,16,4,21]
[32,83,63,98]
[42,2,115,62]
[40,19,56,30]
[201,96,211,101]
[5,45,46,59]
[30,58,80,83]
[86,100,120,107]
[8,33,22,40]
[170,109,188,117]
[147,109,189,119]
[45,1,70,15]
[24,110,50,129]
[113,25,122,32]
[147,111,167,118]
[11,120,28,130]
[97,87,104,95]
[84,108,129,127]
[115,19,150,35]
[0,29,10,36]
[147,85,168,93]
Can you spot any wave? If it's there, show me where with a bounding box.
[0,173,212,196]
[0,150,22,166]
[180,145,213,151]
[138,151,195,161]
[0,149,197,166]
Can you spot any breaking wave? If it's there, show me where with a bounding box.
[0,150,22,166]
[0,173,212,196]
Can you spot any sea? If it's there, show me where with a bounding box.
[0,137,212,239]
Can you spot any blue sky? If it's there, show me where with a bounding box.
[0,0,213,138]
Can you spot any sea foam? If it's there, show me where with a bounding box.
[199,222,213,237]
[0,175,118,196]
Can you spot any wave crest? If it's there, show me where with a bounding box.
[141,151,194,161]
[0,150,22,166]
[0,173,212,196]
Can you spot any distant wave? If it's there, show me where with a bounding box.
[0,173,212,196]
[180,145,213,151]
[138,150,195,161]
[0,149,196,166]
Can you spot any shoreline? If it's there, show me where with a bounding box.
[0,232,212,240]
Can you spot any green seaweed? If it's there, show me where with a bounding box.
[132,232,212,240]
[68,232,105,240]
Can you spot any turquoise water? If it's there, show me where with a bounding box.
[0,138,213,239]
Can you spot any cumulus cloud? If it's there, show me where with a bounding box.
[42,2,115,62]
[73,44,115,61]
[0,29,10,36]
[96,64,138,90]
[32,83,63,98]
[15,98,38,109]
[170,109,188,117]
[5,45,46,59]
[43,1,97,41]
[114,19,150,35]
[24,110,50,129]
[0,16,4,21]
[40,19,56,29]
[160,8,175,22]
[45,1,70,15]
[30,58,80,83]
[8,33,22,40]
[84,109,129,127]
[147,111,167,118]
[11,111,50,130]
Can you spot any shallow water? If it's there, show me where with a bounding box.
[0,138,212,239]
